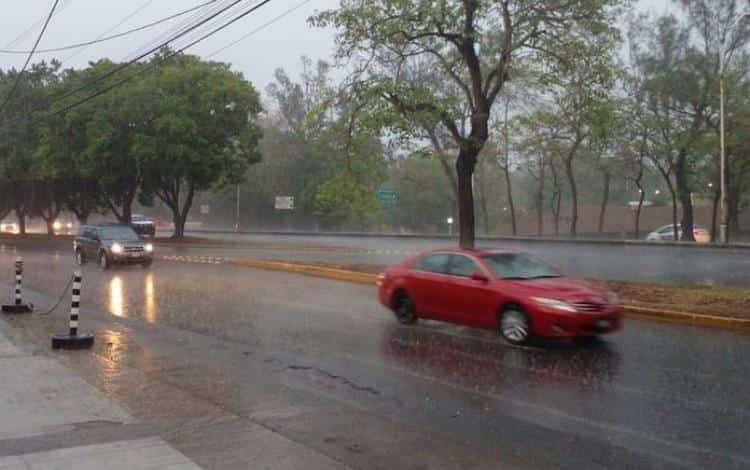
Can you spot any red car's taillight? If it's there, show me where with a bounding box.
[376,273,385,286]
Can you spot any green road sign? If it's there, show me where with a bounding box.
[378,189,397,207]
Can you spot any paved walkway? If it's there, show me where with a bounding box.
[0,321,200,469]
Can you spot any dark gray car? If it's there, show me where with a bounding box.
[73,223,154,269]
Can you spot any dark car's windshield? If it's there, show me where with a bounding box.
[99,226,140,242]
[481,253,560,280]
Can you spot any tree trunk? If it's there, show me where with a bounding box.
[668,185,678,240]
[675,152,694,241]
[503,163,517,236]
[711,188,720,242]
[456,149,477,249]
[730,196,741,233]
[121,202,133,224]
[634,180,645,239]
[172,213,185,238]
[550,161,561,236]
[565,158,578,237]
[476,164,490,235]
[598,171,610,233]
[176,184,195,239]
[729,184,741,233]
[75,210,90,225]
[15,209,26,236]
[536,156,545,236]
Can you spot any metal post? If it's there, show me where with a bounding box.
[14,257,22,306]
[69,271,81,337]
[52,270,93,349]
[235,184,240,233]
[719,42,728,244]
[3,256,32,313]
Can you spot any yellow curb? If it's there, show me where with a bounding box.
[621,305,750,329]
[229,258,750,331]
[229,259,379,285]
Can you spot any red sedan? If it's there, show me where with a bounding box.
[377,248,621,344]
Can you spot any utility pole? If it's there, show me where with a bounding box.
[235,184,240,233]
[718,10,749,244]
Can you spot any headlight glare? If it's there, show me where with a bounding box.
[111,243,123,254]
[532,297,577,313]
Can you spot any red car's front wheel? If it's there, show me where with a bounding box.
[393,291,418,325]
[500,307,531,345]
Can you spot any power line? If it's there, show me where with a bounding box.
[123,0,236,62]
[45,0,275,120]
[3,0,73,49]
[0,1,217,56]
[206,0,311,59]
[60,0,155,64]
[0,0,275,132]
[47,0,248,105]
[168,0,245,53]
[0,0,61,115]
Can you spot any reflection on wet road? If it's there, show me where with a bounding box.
[1,247,749,468]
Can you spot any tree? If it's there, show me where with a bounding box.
[38,67,106,224]
[82,60,149,224]
[0,61,60,235]
[538,33,619,237]
[631,2,750,241]
[133,53,263,238]
[313,0,619,248]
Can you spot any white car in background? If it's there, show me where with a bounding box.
[0,222,18,234]
[646,224,710,243]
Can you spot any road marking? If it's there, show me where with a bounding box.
[157,255,225,266]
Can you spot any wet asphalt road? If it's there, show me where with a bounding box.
[1,244,750,468]
[180,232,750,286]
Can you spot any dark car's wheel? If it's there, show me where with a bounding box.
[99,251,111,270]
[75,249,85,265]
[393,291,418,325]
[500,306,531,345]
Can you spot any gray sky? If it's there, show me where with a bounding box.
[0,0,673,95]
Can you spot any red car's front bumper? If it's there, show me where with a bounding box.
[530,308,622,338]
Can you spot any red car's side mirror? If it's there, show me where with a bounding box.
[470,272,489,283]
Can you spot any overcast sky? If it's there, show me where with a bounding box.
[0,0,675,96]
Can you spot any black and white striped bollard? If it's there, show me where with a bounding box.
[52,270,94,349]
[2,256,33,314]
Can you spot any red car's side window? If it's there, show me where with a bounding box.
[412,254,451,274]
[445,255,480,277]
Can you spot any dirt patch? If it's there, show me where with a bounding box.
[601,280,750,319]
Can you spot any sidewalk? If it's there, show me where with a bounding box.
[0,320,200,469]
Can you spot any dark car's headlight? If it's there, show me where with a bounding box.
[111,243,123,254]
[144,243,154,253]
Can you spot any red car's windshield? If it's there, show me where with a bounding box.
[481,253,560,280]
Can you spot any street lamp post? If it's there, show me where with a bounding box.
[447,217,454,236]
[235,184,240,233]
[718,10,749,244]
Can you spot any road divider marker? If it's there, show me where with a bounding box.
[2,256,33,314]
[52,270,94,350]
